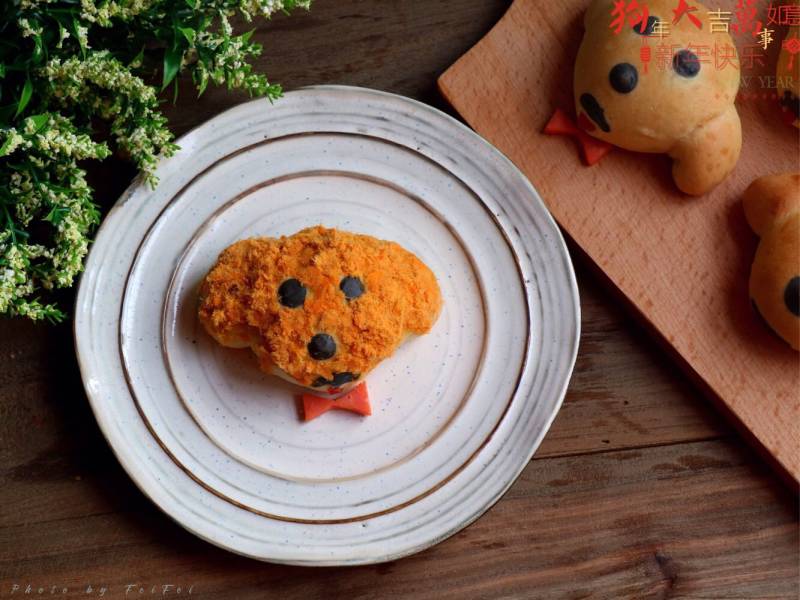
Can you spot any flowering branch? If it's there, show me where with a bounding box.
[0,0,311,322]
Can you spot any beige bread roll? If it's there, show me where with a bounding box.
[574,0,742,195]
[743,173,800,350]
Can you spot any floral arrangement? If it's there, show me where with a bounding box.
[0,0,310,322]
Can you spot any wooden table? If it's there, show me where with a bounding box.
[1,2,797,598]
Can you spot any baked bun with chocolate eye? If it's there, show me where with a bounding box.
[197,226,443,394]
[574,0,742,195]
[743,173,800,350]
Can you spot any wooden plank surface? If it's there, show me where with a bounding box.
[1,432,795,598]
[0,1,797,598]
[438,0,800,483]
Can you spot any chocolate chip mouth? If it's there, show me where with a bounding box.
[312,372,360,388]
[580,93,611,133]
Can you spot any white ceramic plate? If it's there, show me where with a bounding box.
[74,86,580,565]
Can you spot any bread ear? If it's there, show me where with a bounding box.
[585,0,608,30]
[743,173,800,237]
[197,238,272,348]
[391,248,443,335]
[668,106,742,196]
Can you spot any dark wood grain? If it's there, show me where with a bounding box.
[0,1,796,598]
[1,436,795,599]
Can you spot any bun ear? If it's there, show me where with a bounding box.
[743,173,800,236]
[391,245,443,335]
[198,238,273,348]
[585,0,611,30]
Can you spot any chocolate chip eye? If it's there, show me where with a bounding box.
[785,276,800,317]
[308,333,336,360]
[609,63,638,94]
[340,276,365,301]
[278,278,306,308]
[673,49,701,78]
[632,15,659,35]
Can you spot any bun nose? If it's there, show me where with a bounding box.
[308,333,336,360]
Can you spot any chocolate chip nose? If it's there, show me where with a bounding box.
[308,333,336,360]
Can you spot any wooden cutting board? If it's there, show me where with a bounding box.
[439,0,799,484]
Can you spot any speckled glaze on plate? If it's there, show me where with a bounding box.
[74,86,580,565]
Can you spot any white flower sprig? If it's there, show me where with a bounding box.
[44,51,178,185]
[0,114,109,321]
[0,0,311,322]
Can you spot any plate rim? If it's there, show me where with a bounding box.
[73,84,581,565]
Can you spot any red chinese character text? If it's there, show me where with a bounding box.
[610,0,651,34]
[740,44,766,69]
[732,0,762,35]
[672,0,702,29]
[713,43,739,70]
[781,5,800,26]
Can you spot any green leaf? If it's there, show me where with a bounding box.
[14,78,32,118]
[44,306,67,325]
[45,206,69,225]
[178,26,196,46]
[197,72,209,97]
[241,29,255,43]
[129,46,144,67]
[72,17,86,55]
[27,113,49,132]
[0,64,5,78]
[185,0,197,8]
[0,136,15,157]
[162,45,182,91]
[32,33,43,63]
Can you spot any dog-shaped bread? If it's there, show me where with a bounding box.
[574,0,742,195]
[198,226,443,393]
[743,173,800,350]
